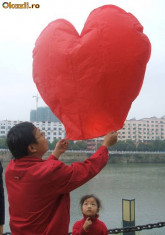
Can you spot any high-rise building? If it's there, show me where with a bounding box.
[30,107,60,122]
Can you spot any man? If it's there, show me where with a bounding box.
[0,162,5,235]
[6,122,117,235]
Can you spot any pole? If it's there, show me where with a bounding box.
[122,199,135,235]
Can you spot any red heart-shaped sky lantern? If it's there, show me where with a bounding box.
[33,5,151,140]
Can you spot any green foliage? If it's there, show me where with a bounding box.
[137,142,147,151]
[110,139,165,152]
[72,141,87,150]
[0,136,8,149]
[125,140,137,151]
[48,139,87,150]
[110,140,128,151]
[137,140,165,152]
[47,139,59,150]
[2,134,165,152]
[67,140,75,150]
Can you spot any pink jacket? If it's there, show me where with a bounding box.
[5,146,109,235]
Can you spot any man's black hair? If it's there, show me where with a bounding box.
[7,122,37,159]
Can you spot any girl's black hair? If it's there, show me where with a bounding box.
[80,194,102,209]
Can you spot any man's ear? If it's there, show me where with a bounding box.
[28,144,37,154]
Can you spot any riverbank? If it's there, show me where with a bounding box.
[108,153,165,163]
[1,151,165,163]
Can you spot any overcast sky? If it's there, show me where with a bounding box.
[0,0,165,121]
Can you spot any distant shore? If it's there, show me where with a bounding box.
[1,150,165,163]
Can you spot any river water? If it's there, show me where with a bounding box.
[2,161,165,235]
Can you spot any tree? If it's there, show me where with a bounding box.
[48,139,59,150]
[68,140,74,150]
[125,140,136,151]
[137,142,146,151]
[111,140,127,151]
[149,140,165,151]
[0,136,8,149]
[72,141,87,150]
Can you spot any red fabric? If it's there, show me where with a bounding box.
[72,215,108,235]
[33,5,151,140]
[5,146,108,235]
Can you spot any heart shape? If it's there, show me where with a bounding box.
[33,5,151,140]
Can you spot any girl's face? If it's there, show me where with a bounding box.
[81,197,99,217]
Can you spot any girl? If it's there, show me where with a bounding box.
[72,194,108,235]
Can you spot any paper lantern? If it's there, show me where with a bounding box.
[33,5,151,140]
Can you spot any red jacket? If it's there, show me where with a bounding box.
[5,146,109,235]
[72,215,108,235]
[0,162,5,225]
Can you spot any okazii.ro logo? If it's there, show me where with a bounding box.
[2,2,40,9]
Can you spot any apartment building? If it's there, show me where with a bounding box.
[0,120,22,136]
[118,117,165,142]
[33,121,65,142]
[0,116,165,143]
[0,120,65,143]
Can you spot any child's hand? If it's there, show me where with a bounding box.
[83,217,92,231]
[52,139,68,159]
